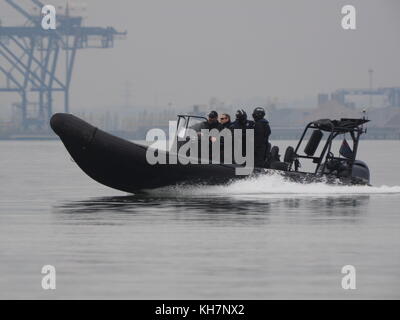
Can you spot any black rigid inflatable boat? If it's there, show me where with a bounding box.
[50,113,371,193]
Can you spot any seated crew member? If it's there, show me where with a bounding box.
[194,111,223,162]
[189,110,222,133]
[190,110,222,138]
[219,113,231,129]
[200,110,222,131]
[229,109,254,158]
[252,107,271,167]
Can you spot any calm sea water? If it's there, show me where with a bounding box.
[1,140,400,299]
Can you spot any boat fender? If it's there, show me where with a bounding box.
[304,130,323,156]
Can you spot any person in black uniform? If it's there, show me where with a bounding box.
[252,107,271,167]
[229,109,254,158]
[230,109,253,130]
[200,110,222,131]
[194,111,223,162]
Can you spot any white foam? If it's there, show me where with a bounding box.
[147,172,400,197]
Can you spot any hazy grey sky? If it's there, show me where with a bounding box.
[1,0,400,111]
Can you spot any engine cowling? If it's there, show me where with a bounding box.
[351,160,370,184]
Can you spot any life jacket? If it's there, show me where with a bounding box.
[230,120,254,130]
[258,118,269,125]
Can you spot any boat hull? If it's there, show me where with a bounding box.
[50,113,242,193]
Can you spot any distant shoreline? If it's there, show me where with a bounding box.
[1,126,399,141]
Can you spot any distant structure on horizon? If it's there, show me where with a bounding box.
[0,0,126,130]
[318,87,400,109]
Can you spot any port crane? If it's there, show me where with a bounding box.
[0,0,126,129]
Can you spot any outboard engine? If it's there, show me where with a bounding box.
[351,160,370,184]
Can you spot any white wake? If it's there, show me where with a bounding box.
[148,173,400,197]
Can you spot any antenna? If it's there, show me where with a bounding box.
[368,68,373,108]
[362,109,368,133]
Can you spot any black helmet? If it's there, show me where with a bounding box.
[252,107,265,120]
[208,110,218,119]
[235,109,247,122]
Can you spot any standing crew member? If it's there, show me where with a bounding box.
[229,109,254,158]
[252,107,271,167]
